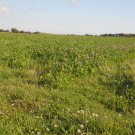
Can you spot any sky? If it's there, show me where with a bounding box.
[0,0,135,35]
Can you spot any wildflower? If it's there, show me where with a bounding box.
[120,96,123,99]
[46,128,49,131]
[92,113,99,118]
[31,131,34,134]
[0,111,4,115]
[41,87,44,89]
[77,110,80,114]
[30,110,33,113]
[77,110,85,115]
[35,116,39,119]
[54,124,58,128]
[80,124,84,129]
[85,120,89,124]
[80,110,85,115]
[67,108,70,111]
[118,113,122,117]
[37,132,41,135]
[77,129,81,134]
[11,103,15,106]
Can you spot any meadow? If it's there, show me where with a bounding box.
[0,32,135,135]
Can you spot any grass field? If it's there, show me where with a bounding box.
[0,32,135,135]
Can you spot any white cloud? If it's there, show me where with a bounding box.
[71,0,79,6]
[0,3,11,13]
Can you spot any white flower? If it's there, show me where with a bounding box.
[46,128,49,131]
[31,131,34,134]
[92,113,99,118]
[0,111,3,115]
[80,110,85,115]
[54,124,58,128]
[85,120,89,124]
[67,108,70,111]
[77,110,80,114]
[11,103,15,106]
[35,116,39,119]
[77,110,85,115]
[37,132,41,135]
[80,124,84,129]
[77,129,81,134]
[118,113,122,117]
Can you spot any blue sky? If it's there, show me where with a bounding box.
[0,0,135,35]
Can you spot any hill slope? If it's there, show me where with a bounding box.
[0,33,135,135]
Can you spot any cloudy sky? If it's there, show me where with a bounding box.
[0,0,135,35]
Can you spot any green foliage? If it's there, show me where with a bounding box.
[98,64,135,113]
[11,28,19,33]
[0,33,135,135]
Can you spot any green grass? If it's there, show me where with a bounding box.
[0,32,135,135]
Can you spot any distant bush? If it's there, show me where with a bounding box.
[20,30,24,33]
[11,28,19,33]
[5,30,10,32]
[33,31,40,34]
[85,34,89,36]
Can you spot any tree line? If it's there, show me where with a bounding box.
[0,28,40,34]
[0,28,135,37]
[85,33,135,37]
[99,33,135,37]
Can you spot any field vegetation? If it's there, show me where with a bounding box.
[0,32,135,135]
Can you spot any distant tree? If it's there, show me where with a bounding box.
[85,34,89,36]
[132,34,135,37]
[119,33,125,37]
[6,30,10,32]
[11,28,19,33]
[0,29,5,32]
